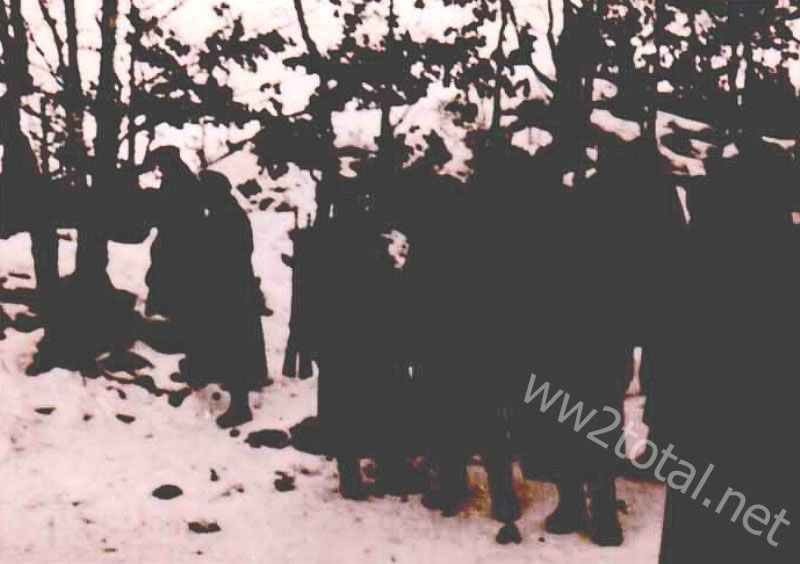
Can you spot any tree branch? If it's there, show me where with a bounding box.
[206,131,261,167]
[503,0,557,94]
[491,0,512,132]
[28,29,63,84]
[293,0,322,63]
[140,0,189,22]
[63,0,88,176]
[529,62,557,92]
[546,0,557,57]
[37,0,66,73]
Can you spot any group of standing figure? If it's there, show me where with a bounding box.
[6,124,795,560]
[289,134,797,561]
[288,137,667,548]
[143,146,270,429]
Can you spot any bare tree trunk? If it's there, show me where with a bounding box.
[63,0,87,182]
[550,0,593,181]
[76,0,122,283]
[490,0,513,135]
[33,97,60,300]
[127,5,142,165]
[376,0,400,175]
[95,0,122,170]
[1,0,27,114]
[293,0,339,222]
[0,0,59,303]
[648,0,665,143]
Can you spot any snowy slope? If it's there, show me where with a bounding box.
[0,210,665,564]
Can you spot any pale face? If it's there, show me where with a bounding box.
[382,229,410,271]
[139,167,163,191]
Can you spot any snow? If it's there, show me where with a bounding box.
[0,210,665,563]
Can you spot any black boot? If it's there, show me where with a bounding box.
[495,521,523,545]
[337,458,368,501]
[438,457,471,517]
[485,448,521,525]
[375,457,422,496]
[216,392,253,429]
[589,475,624,547]
[545,478,588,534]
[26,351,57,376]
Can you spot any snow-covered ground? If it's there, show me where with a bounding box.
[0,210,665,564]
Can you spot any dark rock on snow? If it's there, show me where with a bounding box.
[188,521,221,534]
[245,429,290,449]
[152,484,183,500]
[274,471,296,492]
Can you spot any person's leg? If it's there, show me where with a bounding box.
[374,363,418,496]
[374,453,419,496]
[436,451,470,516]
[588,472,623,547]
[422,358,471,515]
[546,475,588,534]
[485,450,520,523]
[216,387,253,428]
[484,442,522,544]
[659,488,682,564]
[337,456,367,501]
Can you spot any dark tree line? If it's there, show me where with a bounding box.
[1,0,799,296]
